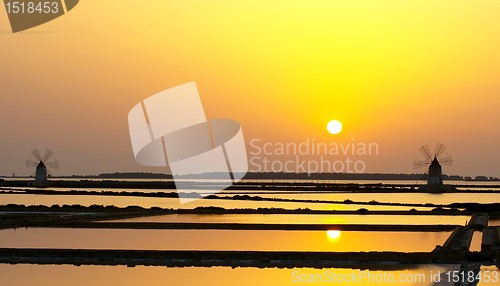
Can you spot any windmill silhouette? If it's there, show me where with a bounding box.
[26,149,59,185]
[413,143,454,192]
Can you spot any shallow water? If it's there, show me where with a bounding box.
[0,228,452,252]
[486,219,500,226]
[2,190,499,210]
[3,184,500,209]
[0,264,497,286]
[0,193,424,211]
[106,213,469,226]
[220,192,500,206]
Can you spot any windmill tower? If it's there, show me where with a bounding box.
[413,143,453,192]
[26,149,59,185]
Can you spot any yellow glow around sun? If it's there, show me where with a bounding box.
[327,120,343,135]
[327,230,342,241]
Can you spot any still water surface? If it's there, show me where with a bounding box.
[0,265,498,286]
[0,194,425,211]
[107,213,469,226]
[0,228,452,252]
[1,191,499,210]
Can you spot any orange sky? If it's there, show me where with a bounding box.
[1,1,500,176]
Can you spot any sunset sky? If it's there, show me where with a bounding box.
[1,1,500,177]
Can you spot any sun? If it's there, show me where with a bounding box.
[326,230,342,241]
[327,120,342,135]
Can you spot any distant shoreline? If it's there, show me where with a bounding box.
[2,172,499,181]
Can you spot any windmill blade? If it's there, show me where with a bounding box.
[43,149,53,162]
[26,160,38,167]
[31,149,42,161]
[45,161,59,169]
[413,160,431,169]
[439,156,453,166]
[419,145,433,160]
[435,143,446,158]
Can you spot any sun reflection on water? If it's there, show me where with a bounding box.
[327,230,342,242]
